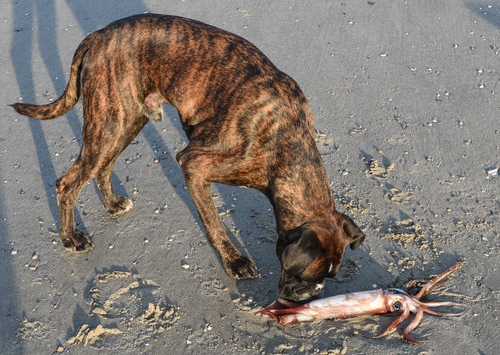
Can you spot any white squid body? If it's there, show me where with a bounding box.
[268,289,402,325]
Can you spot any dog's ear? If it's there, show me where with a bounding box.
[339,213,365,250]
[280,227,325,276]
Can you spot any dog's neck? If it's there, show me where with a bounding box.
[266,152,335,233]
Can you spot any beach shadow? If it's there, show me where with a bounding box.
[10,0,155,230]
[8,0,150,351]
[466,3,500,29]
[0,165,23,352]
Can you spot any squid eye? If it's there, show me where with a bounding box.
[393,301,402,311]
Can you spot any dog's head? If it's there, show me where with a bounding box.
[276,211,365,302]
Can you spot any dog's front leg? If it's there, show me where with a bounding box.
[177,149,258,279]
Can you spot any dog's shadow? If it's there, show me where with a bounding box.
[10,0,153,236]
[140,104,268,281]
[9,2,151,352]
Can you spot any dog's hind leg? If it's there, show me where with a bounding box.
[94,113,148,217]
[94,91,161,216]
[93,110,149,216]
[95,155,133,216]
[56,69,150,252]
[57,112,147,252]
[56,152,100,252]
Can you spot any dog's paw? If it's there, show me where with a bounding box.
[224,256,258,279]
[107,196,133,216]
[61,230,94,253]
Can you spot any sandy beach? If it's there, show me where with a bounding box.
[0,1,498,354]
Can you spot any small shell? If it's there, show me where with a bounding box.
[487,167,498,176]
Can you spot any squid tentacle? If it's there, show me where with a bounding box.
[373,306,411,339]
[415,301,462,308]
[407,297,464,316]
[413,304,465,317]
[402,309,426,343]
[408,258,466,299]
[376,294,463,341]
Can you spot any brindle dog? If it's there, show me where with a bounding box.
[12,14,365,302]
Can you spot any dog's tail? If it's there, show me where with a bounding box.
[11,34,93,119]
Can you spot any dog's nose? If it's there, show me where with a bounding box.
[289,289,325,304]
[279,286,325,304]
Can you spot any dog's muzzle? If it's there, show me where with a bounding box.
[278,272,326,303]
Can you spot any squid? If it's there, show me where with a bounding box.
[256,259,465,343]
